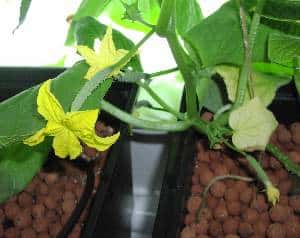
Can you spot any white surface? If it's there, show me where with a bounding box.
[0,0,227,68]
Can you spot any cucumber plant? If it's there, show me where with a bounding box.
[1,0,300,207]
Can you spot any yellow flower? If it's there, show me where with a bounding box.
[77,26,129,80]
[266,182,280,206]
[23,80,120,159]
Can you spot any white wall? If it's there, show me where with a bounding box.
[0,0,227,68]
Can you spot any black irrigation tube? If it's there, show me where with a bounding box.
[57,160,95,238]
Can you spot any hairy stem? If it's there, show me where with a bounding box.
[233,0,265,109]
[224,141,272,187]
[267,143,300,176]
[137,81,184,120]
[115,28,155,69]
[167,34,198,118]
[147,67,178,78]
[196,175,253,223]
[99,99,191,131]
[156,0,176,37]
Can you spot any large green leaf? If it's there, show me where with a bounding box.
[74,17,142,71]
[0,62,111,148]
[263,0,300,22]
[105,0,160,32]
[65,0,112,45]
[268,32,300,67]
[0,141,50,204]
[184,1,276,67]
[14,0,32,32]
[175,0,203,37]
[215,65,292,106]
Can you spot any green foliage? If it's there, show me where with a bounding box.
[184,2,275,67]
[0,62,113,148]
[263,0,300,21]
[0,141,50,203]
[268,32,300,67]
[74,17,142,71]
[252,62,294,77]
[65,0,112,45]
[202,78,226,113]
[105,0,160,32]
[14,0,32,32]
[175,0,203,36]
[71,69,113,111]
[216,65,291,106]
[121,1,146,24]
[133,73,184,121]
[294,56,300,97]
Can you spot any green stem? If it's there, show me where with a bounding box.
[137,81,184,120]
[147,67,178,78]
[156,0,176,37]
[224,141,271,187]
[196,175,253,223]
[191,118,209,135]
[196,76,210,112]
[233,0,265,109]
[99,99,191,131]
[167,34,198,118]
[267,143,300,176]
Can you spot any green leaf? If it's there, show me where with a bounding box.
[175,0,203,36]
[202,78,226,113]
[65,0,112,45]
[215,65,291,106]
[229,97,278,151]
[263,0,300,22]
[294,56,300,97]
[74,17,142,71]
[184,1,275,67]
[121,1,146,24]
[105,0,160,32]
[252,62,294,77]
[0,62,111,148]
[13,0,32,32]
[133,73,184,121]
[0,141,50,203]
[268,32,300,67]
[71,68,113,111]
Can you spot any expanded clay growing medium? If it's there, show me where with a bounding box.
[0,122,113,238]
[181,123,300,238]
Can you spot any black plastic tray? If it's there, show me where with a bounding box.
[0,67,137,237]
[152,85,300,238]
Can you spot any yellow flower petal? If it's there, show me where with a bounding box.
[44,121,64,136]
[77,26,129,80]
[85,66,102,80]
[90,132,120,151]
[64,109,120,151]
[64,110,99,136]
[266,182,280,206]
[52,128,82,159]
[37,80,65,123]
[77,45,101,66]
[98,26,116,57]
[23,128,46,146]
